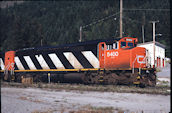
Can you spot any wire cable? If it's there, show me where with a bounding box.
[123,8,170,11]
[122,15,143,24]
[82,11,120,28]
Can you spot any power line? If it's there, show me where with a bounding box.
[123,8,170,11]
[123,16,143,24]
[82,11,120,28]
[79,11,120,42]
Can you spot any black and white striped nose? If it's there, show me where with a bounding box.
[2,50,100,71]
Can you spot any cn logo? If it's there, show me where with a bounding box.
[137,55,145,64]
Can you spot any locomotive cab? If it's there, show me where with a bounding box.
[105,37,137,50]
[118,37,138,49]
[99,37,146,69]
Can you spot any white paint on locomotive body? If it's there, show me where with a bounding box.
[48,53,65,69]
[35,55,50,69]
[63,52,83,69]
[82,51,99,68]
[126,38,132,41]
[14,57,25,70]
[23,56,37,70]
[0,58,5,70]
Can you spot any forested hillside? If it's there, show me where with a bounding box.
[0,0,170,57]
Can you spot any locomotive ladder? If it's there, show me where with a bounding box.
[4,63,15,80]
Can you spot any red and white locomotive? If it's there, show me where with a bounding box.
[0,37,156,86]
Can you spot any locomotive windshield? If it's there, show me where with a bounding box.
[113,42,118,49]
[128,42,133,47]
[121,42,126,48]
[107,44,113,50]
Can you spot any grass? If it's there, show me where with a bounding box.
[69,105,115,113]
[156,79,170,88]
[31,105,119,113]
[1,81,170,95]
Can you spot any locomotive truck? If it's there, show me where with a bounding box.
[0,37,156,86]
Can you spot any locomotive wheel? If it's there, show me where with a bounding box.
[90,75,100,84]
[33,74,42,83]
[4,74,9,81]
[82,73,92,84]
[139,83,146,88]
[4,73,12,82]
[105,73,118,85]
[118,73,132,85]
[139,74,156,87]
[139,74,148,87]
[148,74,156,87]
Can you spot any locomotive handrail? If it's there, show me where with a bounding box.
[132,56,137,74]
[132,55,147,74]
[4,63,15,75]
[139,55,147,74]
[4,63,10,75]
[10,63,15,75]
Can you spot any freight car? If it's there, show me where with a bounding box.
[0,37,156,87]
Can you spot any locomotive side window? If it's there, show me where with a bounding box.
[121,42,126,48]
[113,42,118,49]
[101,44,104,50]
[107,45,109,50]
[107,44,113,50]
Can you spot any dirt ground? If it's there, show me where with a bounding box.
[157,62,170,78]
[1,87,170,113]
[156,62,171,86]
[1,63,171,113]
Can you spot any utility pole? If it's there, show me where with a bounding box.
[120,0,123,38]
[41,38,43,46]
[150,20,159,68]
[79,4,119,42]
[142,13,145,43]
[79,26,82,42]
[142,25,145,43]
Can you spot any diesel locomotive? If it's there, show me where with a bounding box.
[0,37,156,86]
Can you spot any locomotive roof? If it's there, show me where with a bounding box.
[17,38,121,52]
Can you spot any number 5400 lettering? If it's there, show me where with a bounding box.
[107,52,119,57]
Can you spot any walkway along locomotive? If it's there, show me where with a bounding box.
[0,37,156,86]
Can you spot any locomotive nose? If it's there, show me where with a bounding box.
[131,47,147,69]
[5,51,15,71]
